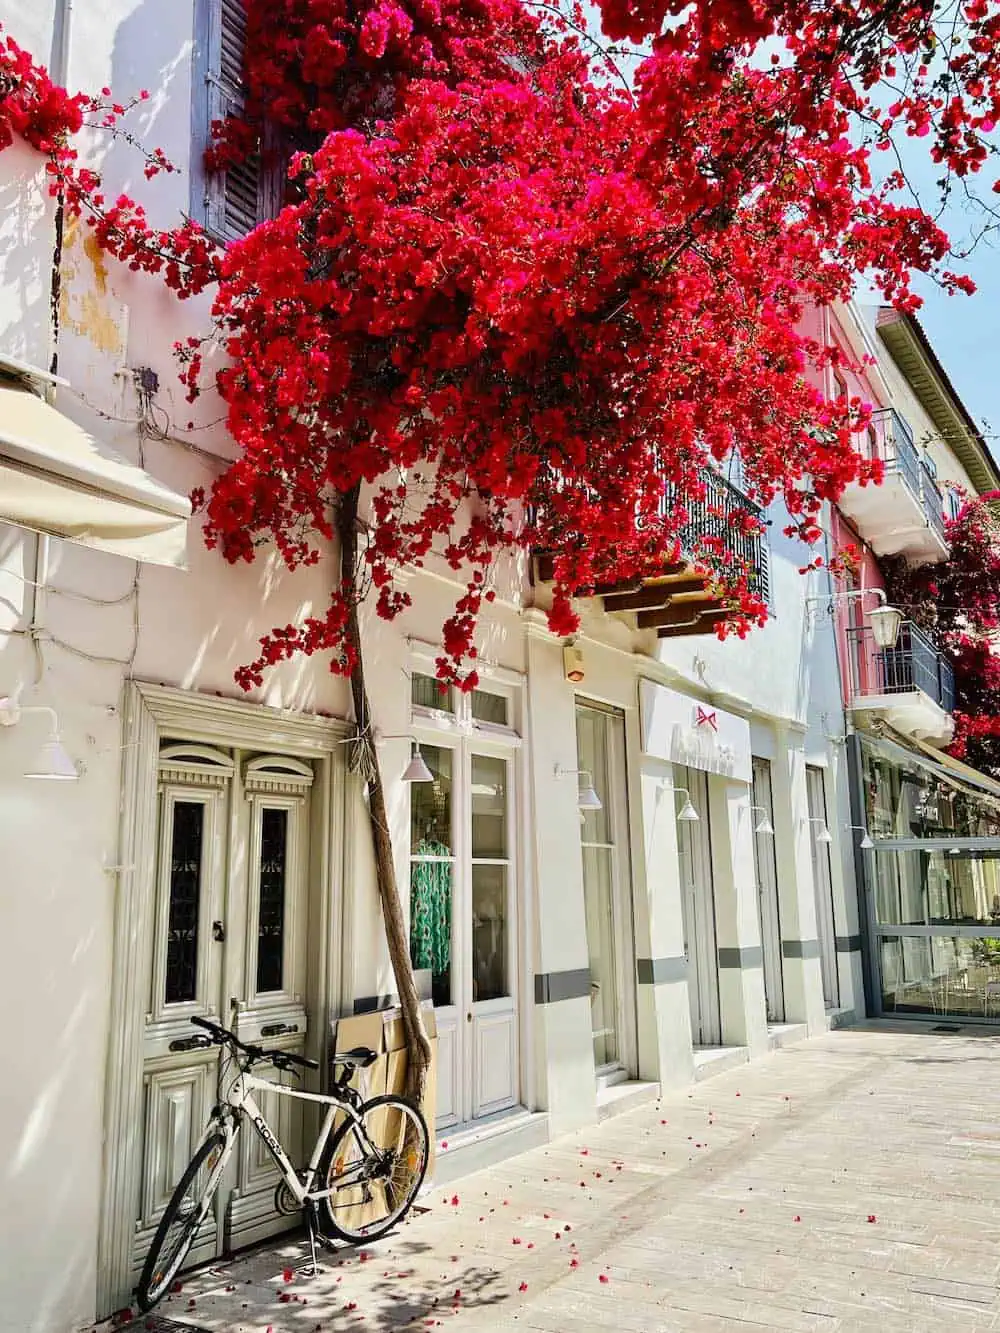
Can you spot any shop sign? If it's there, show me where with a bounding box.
[640,679,752,783]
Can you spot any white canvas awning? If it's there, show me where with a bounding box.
[0,382,191,569]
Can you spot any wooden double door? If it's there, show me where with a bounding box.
[131,741,315,1281]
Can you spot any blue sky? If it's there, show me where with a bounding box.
[870,127,1000,463]
[909,251,1000,460]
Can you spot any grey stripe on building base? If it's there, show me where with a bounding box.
[534,968,592,1004]
[717,945,763,969]
[782,938,821,960]
[836,934,862,953]
[636,955,688,985]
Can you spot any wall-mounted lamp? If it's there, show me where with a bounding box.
[401,746,433,783]
[0,697,80,781]
[658,784,699,822]
[740,803,774,836]
[846,824,874,850]
[375,731,435,783]
[806,586,903,649]
[806,816,833,844]
[554,764,603,811]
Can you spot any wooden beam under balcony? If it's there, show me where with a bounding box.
[602,573,708,611]
[533,555,687,590]
[656,608,733,638]
[635,592,721,630]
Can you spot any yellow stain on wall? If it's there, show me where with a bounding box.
[59,216,127,356]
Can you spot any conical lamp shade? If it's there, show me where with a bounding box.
[24,736,78,781]
[754,815,775,836]
[578,784,602,811]
[860,833,874,850]
[401,748,433,783]
[677,798,700,822]
[815,826,833,844]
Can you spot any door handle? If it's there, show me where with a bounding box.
[261,1021,299,1037]
[212,920,225,943]
[466,1012,472,1023]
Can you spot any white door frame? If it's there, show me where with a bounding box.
[752,757,785,1023]
[97,682,349,1318]
[806,764,840,1009]
[408,719,523,1128]
[677,767,721,1046]
[576,700,638,1081]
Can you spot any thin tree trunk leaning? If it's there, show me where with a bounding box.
[337,485,433,1107]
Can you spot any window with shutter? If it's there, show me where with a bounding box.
[201,0,280,242]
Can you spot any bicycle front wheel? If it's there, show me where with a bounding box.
[321,1095,429,1243]
[136,1125,230,1311]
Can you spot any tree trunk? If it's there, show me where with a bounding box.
[337,485,433,1107]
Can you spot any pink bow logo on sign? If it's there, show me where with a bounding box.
[695,706,718,731]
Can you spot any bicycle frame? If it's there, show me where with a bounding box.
[218,1066,377,1207]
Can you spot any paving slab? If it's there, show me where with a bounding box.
[101,1022,1000,1332]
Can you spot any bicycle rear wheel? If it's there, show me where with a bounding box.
[321,1095,428,1243]
[136,1125,230,1311]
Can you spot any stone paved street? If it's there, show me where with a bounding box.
[129,1023,1000,1333]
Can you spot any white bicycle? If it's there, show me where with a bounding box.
[136,1014,429,1312]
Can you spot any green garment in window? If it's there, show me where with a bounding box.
[410,840,452,978]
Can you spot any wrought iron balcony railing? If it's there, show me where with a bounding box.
[867,409,947,541]
[847,620,956,714]
[532,462,770,605]
[659,467,771,605]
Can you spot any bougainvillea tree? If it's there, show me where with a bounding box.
[3,0,1000,1089]
[884,493,1000,776]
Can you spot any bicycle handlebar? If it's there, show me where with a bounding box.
[188,1015,320,1071]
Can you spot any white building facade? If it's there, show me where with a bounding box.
[1,5,866,1331]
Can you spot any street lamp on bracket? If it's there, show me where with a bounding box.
[805,586,904,650]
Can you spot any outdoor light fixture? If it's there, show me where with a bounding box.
[741,803,774,836]
[846,824,875,850]
[806,586,903,650]
[0,697,80,781]
[867,603,904,650]
[400,745,433,783]
[806,816,833,843]
[658,783,700,822]
[555,764,603,811]
[372,730,435,783]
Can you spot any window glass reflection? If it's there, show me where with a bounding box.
[862,741,1000,841]
[873,848,1000,927]
[880,933,1000,1019]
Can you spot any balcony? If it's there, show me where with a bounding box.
[837,409,949,564]
[847,619,955,745]
[534,467,770,638]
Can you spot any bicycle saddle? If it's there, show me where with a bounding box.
[333,1046,378,1068]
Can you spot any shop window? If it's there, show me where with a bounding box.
[471,688,509,728]
[409,745,455,1007]
[411,671,455,714]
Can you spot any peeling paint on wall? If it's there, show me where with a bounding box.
[59,217,129,357]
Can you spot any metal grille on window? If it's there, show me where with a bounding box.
[256,808,289,993]
[165,802,205,1004]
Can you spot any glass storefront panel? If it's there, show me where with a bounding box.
[862,741,1000,842]
[410,745,454,1007]
[880,933,1000,1019]
[471,864,508,1001]
[873,849,1000,928]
